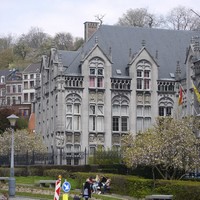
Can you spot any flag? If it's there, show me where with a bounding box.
[178,86,183,105]
[192,83,200,103]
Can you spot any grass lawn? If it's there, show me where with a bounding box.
[15,176,78,188]
[0,176,123,200]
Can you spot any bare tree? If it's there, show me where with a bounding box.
[53,32,74,50]
[24,27,51,49]
[0,35,14,52]
[116,8,163,28]
[73,37,84,50]
[0,48,14,68]
[13,36,30,60]
[165,6,200,30]
[95,14,105,25]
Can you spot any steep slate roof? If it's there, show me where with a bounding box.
[58,50,80,74]
[60,25,200,79]
[23,63,41,73]
[0,69,12,77]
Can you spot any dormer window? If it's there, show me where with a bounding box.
[136,60,151,90]
[1,76,5,83]
[89,57,104,88]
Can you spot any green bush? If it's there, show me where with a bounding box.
[0,167,10,176]
[73,172,153,198]
[0,167,28,176]
[153,180,200,200]
[43,169,70,179]
[2,165,200,199]
[27,167,44,176]
[16,117,28,129]
[14,168,28,176]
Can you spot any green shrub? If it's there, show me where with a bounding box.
[14,168,28,176]
[27,167,44,176]
[152,180,200,200]
[16,117,28,129]
[0,167,10,176]
[74,172,153,198]
[43,169,70,179]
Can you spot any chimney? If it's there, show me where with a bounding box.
[84,22,99,42]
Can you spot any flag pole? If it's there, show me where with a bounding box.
[179,83,198,115]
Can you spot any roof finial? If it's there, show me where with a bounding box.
[109,46,112,61]
[175,61,181,81]
[129,48,132,62]
[155,50,158,59]
[95,36,98,44]
[58,53,62,62]
[142,40,146,47]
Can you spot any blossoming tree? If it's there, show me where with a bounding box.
[122,116,200,180]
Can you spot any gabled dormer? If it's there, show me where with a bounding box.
[128,47,159,92]
[80,44,113,90]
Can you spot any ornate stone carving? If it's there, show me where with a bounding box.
[137,94,143,104]
[56,132,65,148]
[97,92,104,102]
[89,133,96,142]
[144,94,151,104]
[89,92,96,102]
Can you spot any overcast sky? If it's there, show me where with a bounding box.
[1,0,200,38]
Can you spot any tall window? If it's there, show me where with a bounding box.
[13,85,16,93]
[89,57,104,88]
[24,74,28,80]
[112,97,129,133]
[66,94,81,131]
[89,104,104,132]
[158,98,173,117]
[7,97,10,105]
[24,81,28,89]
[30,81,34,88]
[18,85,22,93]
[24,93,28,102]
[30,93,34,101]
[159,106,172,116]
[136,60,151,90]
[1,76,5,83]
[6,86,10,93]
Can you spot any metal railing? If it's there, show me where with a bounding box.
[0,151,86,166]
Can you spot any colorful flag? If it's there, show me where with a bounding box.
[192,83,200,103]
[178,86,183,105]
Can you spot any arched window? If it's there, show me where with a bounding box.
[89,103,104,132]
[89,57,104,88]
[136,60,151,90]
[158,97,173,116]
[112,96,129,132]
[65,94,81,131]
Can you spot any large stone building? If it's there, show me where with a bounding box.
[35,22,200,165]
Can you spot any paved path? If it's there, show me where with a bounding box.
[4,194,140,200]
[9,197,43,200]
[1,196,46,200]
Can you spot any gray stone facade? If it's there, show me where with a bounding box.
[35,23,200,165]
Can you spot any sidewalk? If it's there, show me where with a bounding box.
[9,197,44,200]
[5,194,141,200]
[1,195,47,200]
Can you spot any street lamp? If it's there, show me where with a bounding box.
[7,114,19,197]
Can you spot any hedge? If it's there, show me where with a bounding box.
[1,166,200,199]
